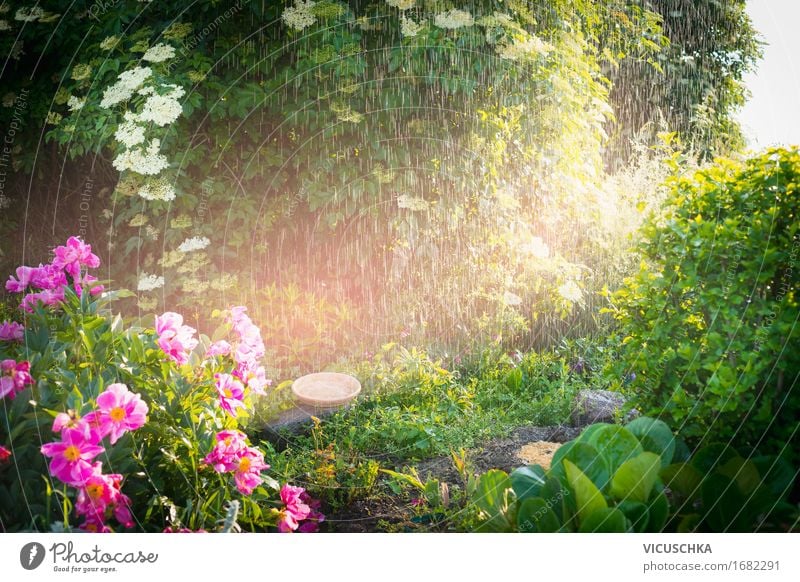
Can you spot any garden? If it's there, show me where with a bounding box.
[0,0,797,534]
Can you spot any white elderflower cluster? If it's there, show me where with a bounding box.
[497,35,552,61]
[503,291,523,307]
[386,0,414,9]
[520,236,550,259]
[0,21,10,31]
[400,16,425,38]
[178,236,211,253]
[397,194,429,211]
[142,43,176,63]
[137,273,165,291]
[283,1,317,31]
[557,280,583,303]
[434,9,473,30]
[71,63,92,81]
[100,66,152,108]
[15,6,43,22]
[99,35,120,51]
[138,90,184,126]
[114,113,146,147]
[138,177,176,202]
[112,139,169,175]
[67,96,85,112]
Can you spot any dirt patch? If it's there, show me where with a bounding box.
[516,441,562,469]
[414,424,579,483]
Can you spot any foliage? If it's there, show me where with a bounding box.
[607,0,762,164]
[0,0,671,355]
[605,148,800,459]
[468,417,798,532]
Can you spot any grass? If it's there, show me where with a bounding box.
[259,342,607,515]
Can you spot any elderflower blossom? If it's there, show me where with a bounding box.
[128,214,149,227]
[170,215,192,229]
[45,112,62,125]
[282,1,317,31]
[100,67,152,108]
[497,35,552,61]
[142,43,176,63]
[177,236,210,253]
[114,114,146,148]
[397,194,429,211]
[99,35,120,51]
[434,9,473,30]
[503,291,522,306]
[400,16,425,38]
[557,280,583,303]
[67,96,86,112]
[138,93,183,126]
[71,64,92,81]
[15,6,43,21]
[520,236,549,259]
[386,0,414,9]
[137,273,165,291]
[112,139,169,175]
[0,20,10,31]
[138,178,176,202]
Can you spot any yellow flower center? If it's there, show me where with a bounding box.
[86,483,105,500]
[224,389,233,398]
[63,445,81,462]
[238,457,251,473]
[110,407,126,422]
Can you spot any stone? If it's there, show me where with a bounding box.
[515,441,562,470]
[570,389,636,427]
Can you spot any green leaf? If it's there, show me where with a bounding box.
[646,491,669,532]
[550,442,611,491]
[660,462,703,502]
[510,465,547,501]
[617,500,650,532]
[610,452,662,503]
[473,470,515,532]
[578,507,629,532]
[564,459,607,525]
[588,425,644,474]
[625,417,676,467]
[516,498,561,533]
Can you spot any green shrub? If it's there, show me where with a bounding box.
[469,417,797,532]
[605,148,800,456]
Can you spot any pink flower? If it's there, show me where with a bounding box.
[30,263,68,291]
[95,383,148,444]
[205,340,231,358]
[0,321,24,342]
[155,311,198,365]
[278,484,312,532]
[203,430,248,473]
[0,359,33,399]
[21,287,66,312]
[5,266,39,293]
[233,446,269,495]
[74,274,104,297]
[52,236,100,280]
[79,516,112,533]
[215,373,245,418]
[0,445,11,463]
[227,307,270,393]
[40,427,105,487]
[75,464,132,529]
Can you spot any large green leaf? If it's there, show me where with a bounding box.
[617,500,650,532]
[550,442,611,491]
[588,425,644,474]
[610,452,662,503]
[578,507,629,532]
[473,470,515,533]
[646,491,669,532]
[625,417,676,467]
[660,462,703,502]
[510,465,547,501]
[517,498,561,533]
[564,459,608,525]
[701,473,746,532]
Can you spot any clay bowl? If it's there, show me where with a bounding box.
[291,372,361,408]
